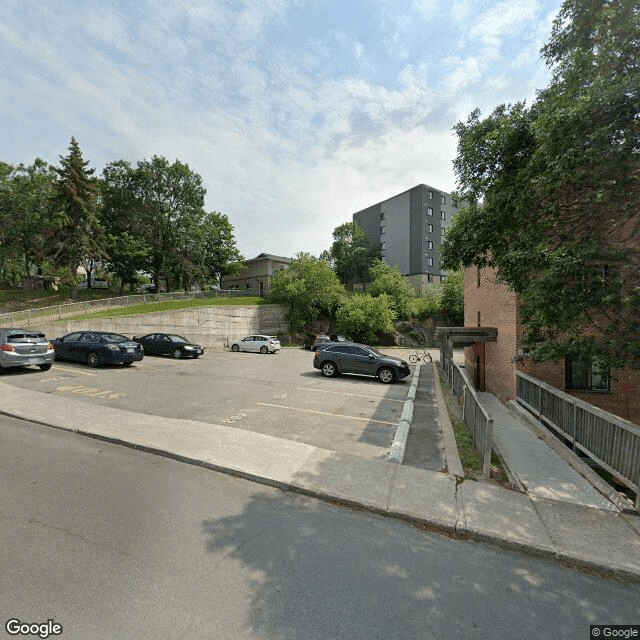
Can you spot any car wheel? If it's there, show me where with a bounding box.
[260,346,268,354]
[87,352,100,368]
[39,363,52,371]
[231,344,240,352]
[173,348,183,359]
[378,367,395,384]
[193,354,201,359]
[321,361,338,378]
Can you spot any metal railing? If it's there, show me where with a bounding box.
[517,372,640,509]
[0,289,257,327]
[441,349,494,481]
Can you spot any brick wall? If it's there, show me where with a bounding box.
[464,266,518,400]
[464,266,640,426]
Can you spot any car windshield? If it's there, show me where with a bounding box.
[101,334,130,343]
[167,335,187,342]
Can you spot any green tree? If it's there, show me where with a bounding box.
[0,159,57,289]
[367,260,416,320]
[269,253,345,333]
[440,270,464,325]
[326,222,380,290]
[100,160,149,292]
[441,0,640,370]
[193,211,244,287]
[335,293,396,344]
[49,138,103,299]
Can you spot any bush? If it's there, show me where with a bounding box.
[336,293,396,344]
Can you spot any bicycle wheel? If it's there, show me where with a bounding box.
[408,354,419,364]
[422,353,433,364]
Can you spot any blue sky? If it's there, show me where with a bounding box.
[1,0,560,259]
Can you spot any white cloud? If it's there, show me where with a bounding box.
[0,0,562,259]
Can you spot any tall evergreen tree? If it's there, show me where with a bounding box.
[49,138,103,298]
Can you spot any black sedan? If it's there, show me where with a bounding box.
[52,331,144,368]
[133,333,204,359]
[313,342,410,384]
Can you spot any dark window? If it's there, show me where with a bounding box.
[565,358,610,392]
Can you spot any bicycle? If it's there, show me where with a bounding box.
[408,349,433,364]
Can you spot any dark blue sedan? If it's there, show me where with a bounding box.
[52,331,144,368]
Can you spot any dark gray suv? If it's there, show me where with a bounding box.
[0,328,55,372]
[312,342,410,384]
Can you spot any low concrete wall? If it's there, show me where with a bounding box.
[33,304,288,350]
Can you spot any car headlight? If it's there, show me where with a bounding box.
[183,345,195,350]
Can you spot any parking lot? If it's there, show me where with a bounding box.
[1,348,429,461]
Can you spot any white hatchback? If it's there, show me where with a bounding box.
[230,335,281,354]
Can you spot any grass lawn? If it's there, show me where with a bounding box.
[0,288,115,311]
[0,289,266,320]
[63,296,264,321]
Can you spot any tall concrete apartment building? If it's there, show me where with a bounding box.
[353,184,458,293]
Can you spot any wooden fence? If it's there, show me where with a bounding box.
[517,372,640,510]
[441,350,494,480]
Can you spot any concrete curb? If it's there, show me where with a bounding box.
[432,362,465,478]
[387,364,420,464]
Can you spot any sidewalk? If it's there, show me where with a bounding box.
[1,374,640,581]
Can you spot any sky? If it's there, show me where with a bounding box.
[1,0,561,260]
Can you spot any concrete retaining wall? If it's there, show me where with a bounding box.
[32,305,288,350]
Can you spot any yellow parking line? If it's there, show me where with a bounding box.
[296,387,404,403]
[257,403,396,425]
[52,365,96,376]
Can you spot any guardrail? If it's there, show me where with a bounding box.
[0,289,256,327]
[517,372,640,510]
[441,350,494,481]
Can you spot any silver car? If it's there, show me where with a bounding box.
[230,335,281,354]
[0,328,55,372]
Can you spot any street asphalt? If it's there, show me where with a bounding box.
[1,352,639,582]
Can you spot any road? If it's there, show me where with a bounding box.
[1,416,639,640]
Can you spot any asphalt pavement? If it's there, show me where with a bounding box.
[1,353,639,582]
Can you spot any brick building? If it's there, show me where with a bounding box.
[462,266,640,425]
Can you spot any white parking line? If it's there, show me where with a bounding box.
[296,387,405,403]
[256,403,397,425]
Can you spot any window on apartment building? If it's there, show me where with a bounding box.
[427,274,433,283]
[441,195,446,204]
[428,223,433,233]
[428,207,433,216]
[428,190,433,199]
[428,257,434,266]
[428,241,433,250]
[380,211,386,220]
[565,358,610,392]
[441,211,446,220]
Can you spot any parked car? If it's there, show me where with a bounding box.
[79,279,109,289]
[303,334,348,350]
[230,335,281,354]
[134,283,156,293]
[52,331,144,367]
[312,342,410,384]
[133,333,204,359]
[0,328,55,372]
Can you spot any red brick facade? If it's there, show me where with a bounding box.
[464,267,640,425]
